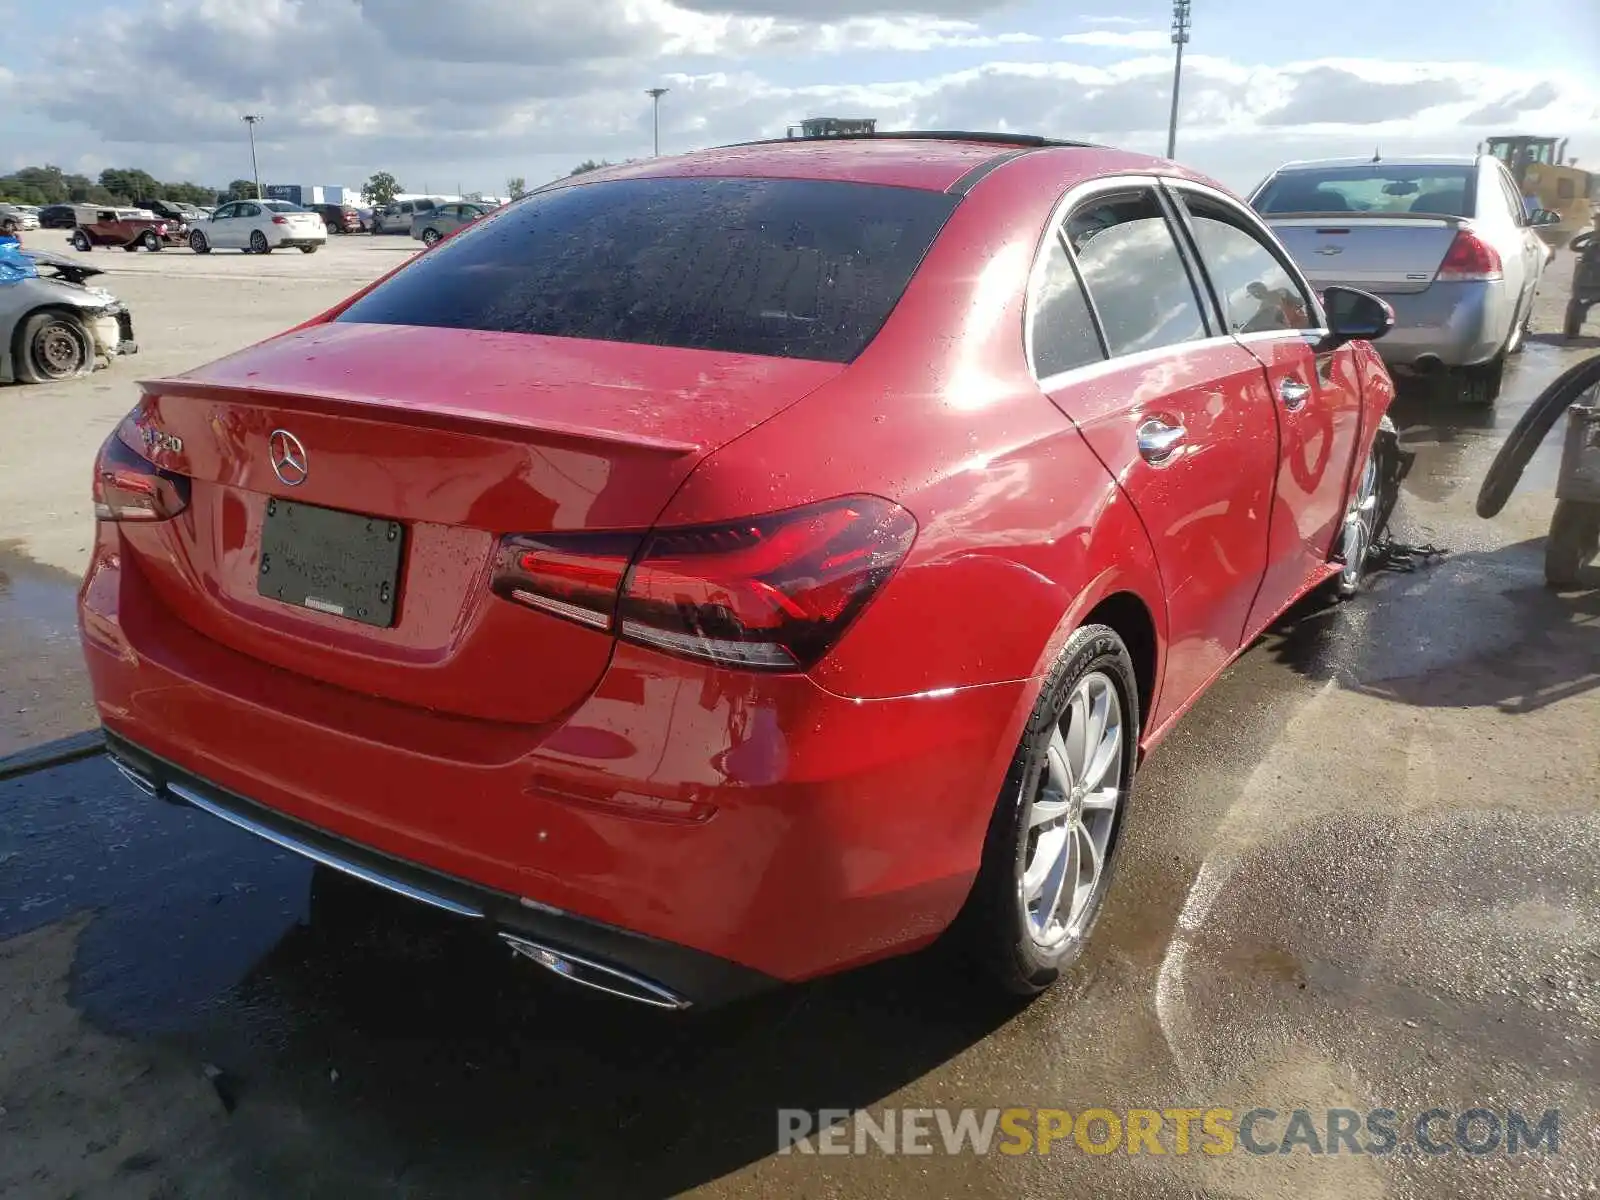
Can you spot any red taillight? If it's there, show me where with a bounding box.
[491,496,917,671]
[1435,225,1502,282]
[272,215,288,225]
[92,431,190,522]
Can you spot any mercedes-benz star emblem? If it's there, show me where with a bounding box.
[268,429,309,487]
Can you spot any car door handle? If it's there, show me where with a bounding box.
[1279,378,1312,410]
[1137,418,1187,464]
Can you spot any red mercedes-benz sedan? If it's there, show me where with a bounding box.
[79,133,1396,1010]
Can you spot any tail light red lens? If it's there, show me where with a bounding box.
[272,215,288,226]
[1435,225,1503,282]
[491,496,917,672]
[92,431,190,522]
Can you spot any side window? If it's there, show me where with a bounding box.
[1496,170,1526,224]
[241,203,261,218]
[1029,233,1105,378]
[1179,193,1316,335]
[1064,189,1208,357]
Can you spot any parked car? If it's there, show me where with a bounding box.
[0,248,137,383]
[135,198,206,226]
[37,205,78,229]
[0,203,41,232]
[410,201,495,245]
[81,132,1397,1011]
[1250,154,1555,405]
[68,206,186,251]
[187,199,327,254]
[371,198,442,234]
[306,203,363,234]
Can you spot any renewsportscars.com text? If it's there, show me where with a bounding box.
[777,1106,1562,1158]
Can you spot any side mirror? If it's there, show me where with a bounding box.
[1318,285,1394,350]
[1531,209,1563,227]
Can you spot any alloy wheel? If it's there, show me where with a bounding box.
[1337,449,1381,595]
[1016,670,1124,949]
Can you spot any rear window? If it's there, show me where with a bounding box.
[334,176,959,362]
[1254,165,1476,218]
[262,200,306,212]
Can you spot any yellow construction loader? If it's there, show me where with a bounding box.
[1483,135,1598,247]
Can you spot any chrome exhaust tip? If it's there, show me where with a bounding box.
[109,756,161,797]
[499,933,691,1010]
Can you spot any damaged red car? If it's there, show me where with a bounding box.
[80,133,1398,1010]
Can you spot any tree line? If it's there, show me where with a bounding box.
[0,164,273,208]
[3,159,622,211]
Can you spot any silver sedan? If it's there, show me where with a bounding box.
[1251,154,1556,405]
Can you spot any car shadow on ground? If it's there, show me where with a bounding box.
[154,871,1033,1194]
[1259,538,1598,714]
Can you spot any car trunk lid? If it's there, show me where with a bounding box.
[1263,215,1466,295]
[116,322,843,724]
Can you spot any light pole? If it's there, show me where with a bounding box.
[242,114,263,198]
[646,88,668,157]
[1165,0,1191,160]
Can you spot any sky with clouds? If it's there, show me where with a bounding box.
[1,0,1597,197]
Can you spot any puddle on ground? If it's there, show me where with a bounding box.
[0,541,94,756]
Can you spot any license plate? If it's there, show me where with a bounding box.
[258,498,405,627]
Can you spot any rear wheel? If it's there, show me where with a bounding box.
[962,624,1139,995]
[299,244,319,254]
[1566,300,1588,340]
[71,229,92,252]
[1545,499,1600,588]
[15,311,92,383]
[249,230,270,255]
[1455,356,1504,407]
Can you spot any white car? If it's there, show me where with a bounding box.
[0,203,41,232]
[187,199,327,255]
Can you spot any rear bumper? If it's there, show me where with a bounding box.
[1359,279,1514,371]
[79,531,1027,990]
[102,729,776,1008]
[274,237,326,249]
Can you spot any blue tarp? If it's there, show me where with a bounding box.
[0,241,39,284]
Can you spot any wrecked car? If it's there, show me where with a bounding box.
[0,248,138,384]
[68,205,186,253]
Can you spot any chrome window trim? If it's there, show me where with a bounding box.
[1024,172,1221,385]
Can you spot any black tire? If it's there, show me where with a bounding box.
[14,310,92,383]
[1478,352,1600,517]
[1545,499,1600,588]
[421,228,441,247]
[299,244,319,254]
[1456,357,1504,407]
[1567,300,1588,340]
[960,623,1140,995]
[249,230,270,255]
[71,230,92,252]
[141,230,161,251]
[189,230,210,254]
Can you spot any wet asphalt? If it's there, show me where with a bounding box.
[0,337,1597,1199]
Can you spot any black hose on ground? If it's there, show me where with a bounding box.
[1476,351,1600,519]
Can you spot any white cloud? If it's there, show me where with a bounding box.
[4,0,1597,197]
[1059,29,1171,50]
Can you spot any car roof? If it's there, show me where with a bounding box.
[1271,154,1481,171]
[536,131,1184,195]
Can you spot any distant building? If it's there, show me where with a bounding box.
[786,117,877,139]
